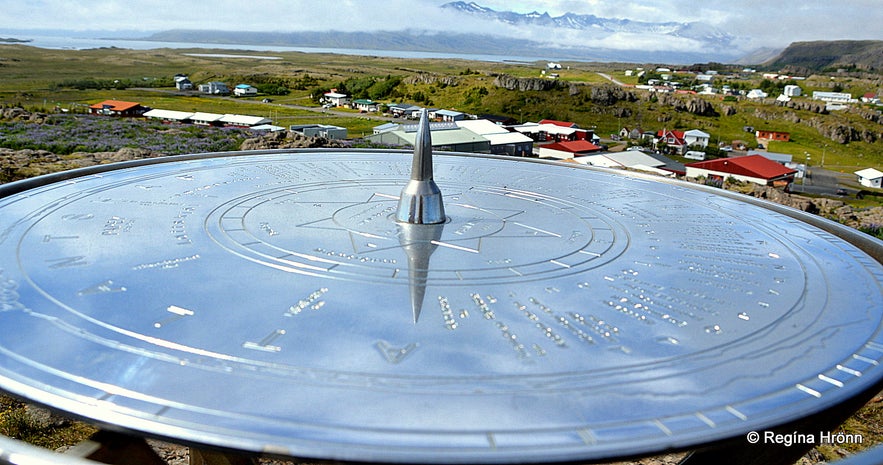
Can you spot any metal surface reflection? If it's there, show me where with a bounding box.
[0,149,880,464]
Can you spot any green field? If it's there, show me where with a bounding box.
[0,44,881,176]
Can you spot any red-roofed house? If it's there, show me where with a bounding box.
[538,140,603,160]
[89,100,148,117]
[685,155,797,187]
[655,129,687,154]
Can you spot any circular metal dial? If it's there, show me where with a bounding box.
[0,150,881,463]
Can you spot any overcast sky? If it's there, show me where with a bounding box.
[3,0,882,52]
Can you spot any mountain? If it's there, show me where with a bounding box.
[141,2,747,64]
[440,1,735,49]
[763,40,883,73]
[142,29,737,64]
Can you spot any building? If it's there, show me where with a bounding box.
[756,130,791,142]
[234,84,258,97]
[190,112,225,126]
[655,129,687,154]
[89,100,148,117]
[433,109,465,122]
[143,109,193,124]
[784,85,802,97]
[388,103,422,118]
[686,155,797,187]
[352,99,381,112]
[683,129,710,148]
[456,119,533,157]
[290,124,348,139]
[198,82,230,95]
[514,122,595,143]
[812,91,854,103]
[537,140,602,160]
[855,168,883,189]
[323,92,350,107]
[175,78,193,91]
[576,150,680,177]
[220,114,272,128]
[366,122,490,153]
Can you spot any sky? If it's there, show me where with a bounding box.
[2,0,882,53]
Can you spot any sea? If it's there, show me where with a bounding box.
[10,35,549,64]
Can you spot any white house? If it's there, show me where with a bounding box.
[198,82,229,95]
[323,92,350,107]
[234,84,258,97]
[683,129,711,148]
[855,168,883,188]
[784,85,802,97]
[747,89,768,99]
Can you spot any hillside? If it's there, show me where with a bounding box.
[764,40,883,74]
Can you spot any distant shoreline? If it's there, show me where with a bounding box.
[0,38,32,43]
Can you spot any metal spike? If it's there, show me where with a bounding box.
[396,109,446,224]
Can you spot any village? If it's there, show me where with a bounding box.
[85,79,883,197]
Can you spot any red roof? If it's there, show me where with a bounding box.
[89,100,142,111]
[657,129,686,145]
[539,119,578,128]
[543,140,602,154]
[686,155,797,180]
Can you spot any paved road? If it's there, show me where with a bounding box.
[597,72,627,86]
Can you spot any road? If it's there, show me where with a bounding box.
[597,72,627,87]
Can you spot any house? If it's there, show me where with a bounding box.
[352,99,381,112]
[861,93,880,104]
[198,82,230,95]
[683,129,711,148]
[434,109,465,122]
[855,168,883,188]
[784,85,802,97]
[686,155,797,187]
[537,140,602,160]
[388,103,421,118]
[756,130,791,142]
[234,84,258,97]
[175,77,193,91]
[323,92,350,107]
[655,129,687,154]
[290,124,348,139]
[746,89,768,99]
[456,119,533,157]
[89,100,148,117]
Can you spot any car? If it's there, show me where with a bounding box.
[836,188,848,196]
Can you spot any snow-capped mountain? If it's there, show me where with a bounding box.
[441,1,734,49]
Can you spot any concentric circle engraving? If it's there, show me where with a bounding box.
[206,180,627,284]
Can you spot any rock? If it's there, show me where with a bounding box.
[492,74,562,91]
[239,131,345,151]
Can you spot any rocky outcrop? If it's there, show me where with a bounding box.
[645,93,718,116]
[404,73,459,87]
[0,147,164,182]
[492,74,562,91]
[239,130,345,151]
[1,107,48,123]
[748,184,883,230]
[589,85,639,105]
